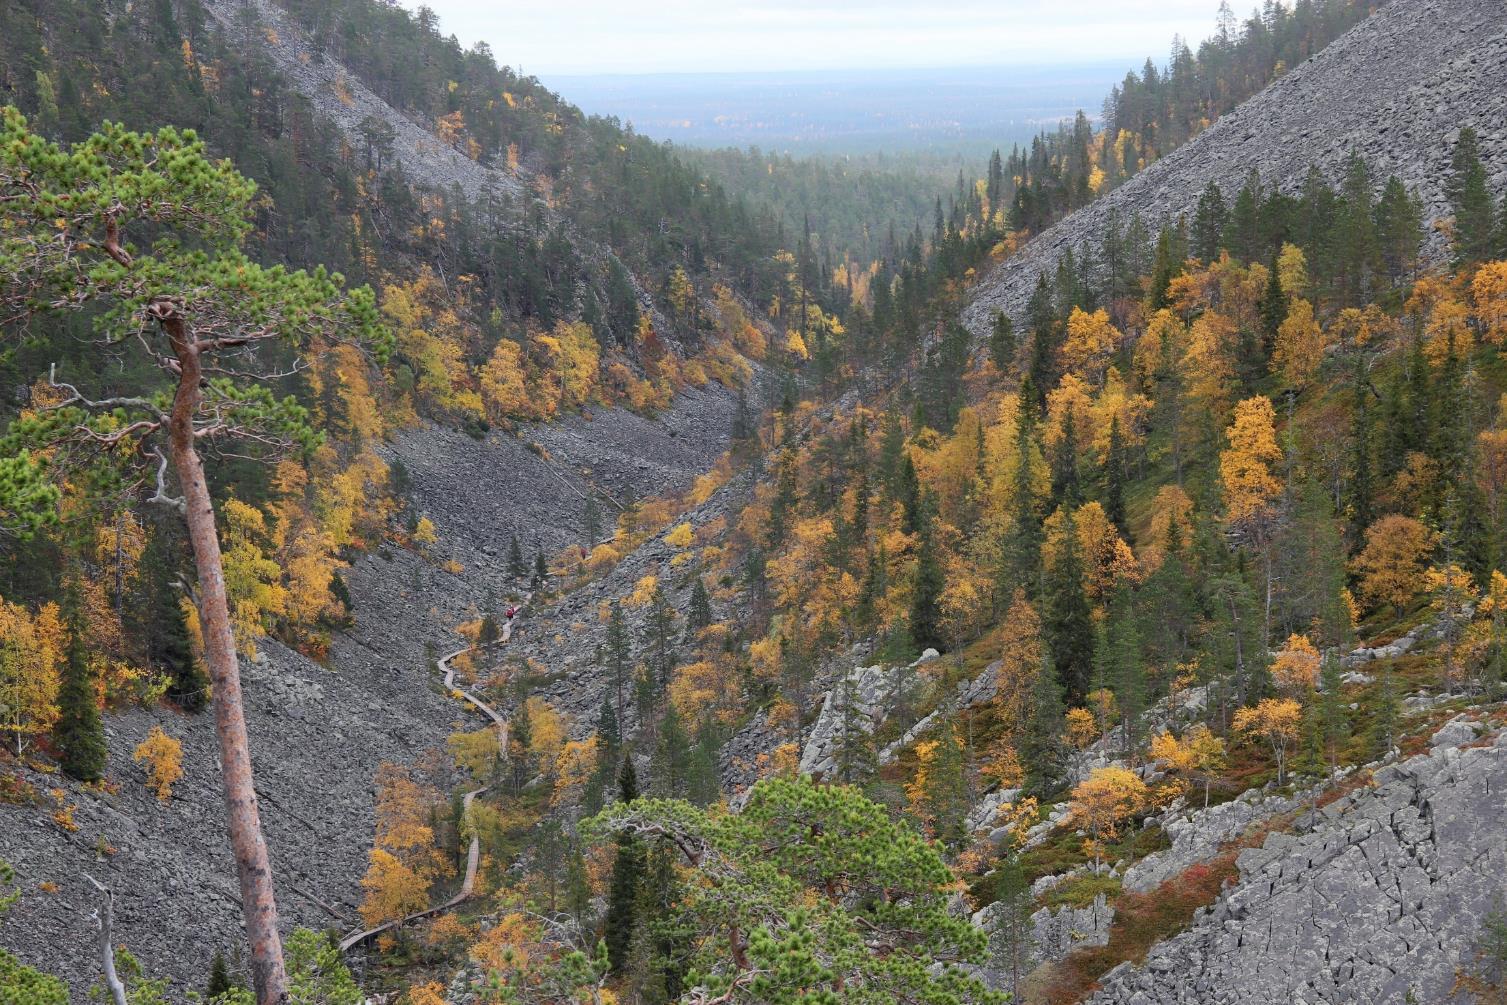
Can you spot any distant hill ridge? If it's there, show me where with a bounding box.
[964,0,1507,336]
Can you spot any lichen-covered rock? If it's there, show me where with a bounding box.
[1089,728,1507,1004]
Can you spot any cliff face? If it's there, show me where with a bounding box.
[963,0,1507,338]
[1090,720,1507,1005]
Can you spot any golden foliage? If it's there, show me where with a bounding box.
[1220,395,1283,530]
[1351,514,1434,615]
[0,598,64,751]
[132,726,184,802]
[1270,634,1321,693]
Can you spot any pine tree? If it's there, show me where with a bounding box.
[990,854,1034,1000]
[55,619,106,782]
[605,757,645,974]
[1447,127,1497,267]
[531,549,548,590]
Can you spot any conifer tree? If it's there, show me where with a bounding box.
[1104,416,1128,535]
[1045,509,1094,703]
[989,311,1014,373]
[686,578,712,636]
[152,577,208,713]
[55,617,106,782]
[1447,126,1497,267]
[990,853,1034,1000]
[605,757,645,974]
[1027,274,1058,396]
[532,549,548,590]
[583,494,603,546]
[909,497,945,652]
[1192,181,1227,263]
[1022,653,1067,795]
[1107,588,1144,760]
[1258,251,1287,358]
[605,601,630,721]
[508,534,526,579]
[1375,175,1422,285]
[206,952,234,1000]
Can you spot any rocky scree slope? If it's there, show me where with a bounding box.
[0,540,498,993]
[1089,717,1507,1005]
[962,0,1507,337]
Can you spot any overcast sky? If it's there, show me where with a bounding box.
[409,1,1224,76]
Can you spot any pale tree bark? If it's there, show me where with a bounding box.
[163,312,289,1004]
[84,875,127,1005]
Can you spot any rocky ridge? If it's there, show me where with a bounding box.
[1088,716,1506,1004]
[962,0,1507,339]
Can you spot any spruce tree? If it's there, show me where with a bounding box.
[1257,250,1287,357]
[989,311,1014,373]
[1334,151,1378,305]
[583,493,603,546]
[206,952,234,999]
[1367,663,1401,760]
[1044,509,1094,703]
[1317,655,1349,777]
[1026,273,1058,396]
[55,619,106,782]
[531,549,547,590]
[1104,416,1127,535]
[1107,588,1144,761]
[605,757,645,973]
[1022,653,1067,795]
[1192,181,1227,263]
[150,566,208,713]
[1447,126,1497,267]
[1375,175,1422,285]
[909,498,945,652]
[507,533,526,579]
[606,601,630,721]
[686,577,712,636]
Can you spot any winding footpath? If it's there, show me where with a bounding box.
[339,599,526,953]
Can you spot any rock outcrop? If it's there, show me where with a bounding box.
[963,0,1507,339]
[1088,722,1507,1004]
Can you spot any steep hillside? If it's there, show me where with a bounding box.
[1090,720,1507,1004]
[963,0,1507,335]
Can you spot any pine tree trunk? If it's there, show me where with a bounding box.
[166,319,288,1005]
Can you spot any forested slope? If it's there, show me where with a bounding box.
[963,0,1507,335]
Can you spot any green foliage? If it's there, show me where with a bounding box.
[55,619,106,781]
[583,775,1005,1004]
[0,946,68,1005]
[0,107,387,531]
